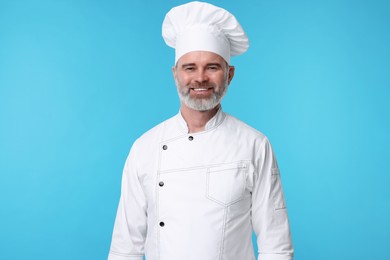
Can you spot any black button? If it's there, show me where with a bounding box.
[162,145,167,150]
[188,136,194,141]
[159,181,164,187]
[159,221,165,227]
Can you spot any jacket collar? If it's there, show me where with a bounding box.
[176,106,226,133]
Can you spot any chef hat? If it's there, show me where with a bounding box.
[162,1,249,64]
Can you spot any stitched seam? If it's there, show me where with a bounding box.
[159,160,250,174]
[209,164,247,173]
[271,168,286,210]
[206,170,226,207]
[160,165,208,174]
[160,133,188,144]
[254,138,268,178]
[206,161,250,206]
[219,206,228,260]
[155,121,168,260]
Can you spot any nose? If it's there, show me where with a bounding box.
[194,69,209,84]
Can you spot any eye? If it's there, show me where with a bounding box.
[207,65,219,71]
[184,66,196,72]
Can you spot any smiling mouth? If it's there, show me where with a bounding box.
[191,88,212,92]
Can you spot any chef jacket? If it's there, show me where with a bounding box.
[108,108,293,260]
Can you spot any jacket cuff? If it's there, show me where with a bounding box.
[108,252,144,260]
[258,254,293,260]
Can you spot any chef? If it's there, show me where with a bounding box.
[108,2,293,260]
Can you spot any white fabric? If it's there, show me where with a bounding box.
[108,108,293,260]
[162,1,249,64]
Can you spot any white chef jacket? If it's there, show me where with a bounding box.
[108,108,293,260]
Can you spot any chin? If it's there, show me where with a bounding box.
[183,97,219,111]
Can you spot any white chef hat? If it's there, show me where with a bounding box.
[162,1,249,64]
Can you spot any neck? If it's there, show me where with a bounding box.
[180,103,220,133]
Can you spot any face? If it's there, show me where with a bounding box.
[172,51,235,111]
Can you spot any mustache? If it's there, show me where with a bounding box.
[188,83,216,88]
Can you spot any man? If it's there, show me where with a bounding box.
[108,2,293,260]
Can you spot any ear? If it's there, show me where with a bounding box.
[172,65,177,80]
[227,65,235,84]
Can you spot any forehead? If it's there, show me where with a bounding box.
[177,51,226,66]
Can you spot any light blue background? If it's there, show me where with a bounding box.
[1,0,389,259]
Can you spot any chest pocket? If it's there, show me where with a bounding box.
[206,162,249,206]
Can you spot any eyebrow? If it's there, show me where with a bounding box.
[206,63,223,68]
[181,62,223,68]
[181,63,196,68]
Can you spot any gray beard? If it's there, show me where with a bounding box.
[175,80,228,112]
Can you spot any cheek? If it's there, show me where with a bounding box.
[179,76,193,86]
[213,75,228,86]
[175,72,185,82]
[175,75,189,90]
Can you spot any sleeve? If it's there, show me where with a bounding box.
[251,138,294,260]
[108,142,148,260]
